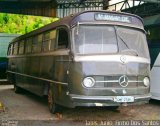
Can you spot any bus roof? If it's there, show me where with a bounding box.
[11,10,144,43]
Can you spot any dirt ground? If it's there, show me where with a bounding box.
[0,84,160,126]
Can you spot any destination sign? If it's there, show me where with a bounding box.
[95,13,132,23]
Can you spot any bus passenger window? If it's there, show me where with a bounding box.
[11,44,13,55]
[32,37,37,53]
[13,42,18,55]
[8,44,13,55]
[43,32,51,51]
[37,34,42,52]
[7,45,10,55]
[25,38,32,53]
[57,29,68,49]
[18,40,25,54]
[32,34,42,53]
[50,30,56,50]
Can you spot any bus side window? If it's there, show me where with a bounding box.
[13,42,18,55]
[25,38,32,54]
[43,32,50,51]
[32,36,38,53]
[57,29,68,49]
[10,44,13,55]
[37,34,42,52]
[18,40,25,54]
[8,44,12,55]
[50,30,56,50]
[32,34,42,53]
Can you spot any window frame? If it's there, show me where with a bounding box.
[25,37,33,54]
[42,29,56,52]
[56,27,70,50]
[32,34,43,53]
[8,44,12,55]
[18,40,25,55]
[13,42,18,55]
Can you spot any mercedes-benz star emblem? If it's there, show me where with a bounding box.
[119,75,129,87]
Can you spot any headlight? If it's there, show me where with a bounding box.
[83,77,95,88]
[143,77,150,87]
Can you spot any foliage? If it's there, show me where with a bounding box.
[0,13,59,34]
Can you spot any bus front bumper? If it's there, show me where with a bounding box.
[68,94,151,107]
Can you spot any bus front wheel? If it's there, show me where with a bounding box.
[108,106,119,110]
[48,88,60,114]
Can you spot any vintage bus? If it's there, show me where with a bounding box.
[7,10,151,113]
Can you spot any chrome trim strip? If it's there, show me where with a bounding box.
[74,55,150,64]
[70,95,113,100]
[128,80,143,83]
[96,80,119,83]
[7,49,70,58]
[134,95,151,100]
[7,71,68,85]
[96,80,143,83]
[84,87,148,90]
[70,94,151,100]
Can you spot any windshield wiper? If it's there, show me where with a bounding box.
[114,26,138,56]
[114,26,130,49]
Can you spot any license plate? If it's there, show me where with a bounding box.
[114,96,134,103]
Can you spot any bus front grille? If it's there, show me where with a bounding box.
[93,76,144,88]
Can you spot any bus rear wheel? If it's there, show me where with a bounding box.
[48,88,60,114]
[14,84,22,93]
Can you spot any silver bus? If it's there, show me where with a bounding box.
[151,53,160,100]
[7,10,151,113]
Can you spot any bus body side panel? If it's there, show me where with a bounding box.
[9,54,70,97]
[15,56,44,96]
[52,54,72,107]
[39,56,55,96]
[7,57,17,84]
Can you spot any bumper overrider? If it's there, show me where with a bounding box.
[68,94,151,107]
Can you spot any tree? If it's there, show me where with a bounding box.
[0,13,59,34]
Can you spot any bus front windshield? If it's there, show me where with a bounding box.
[72,25,149,58]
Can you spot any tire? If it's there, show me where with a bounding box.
[108,106,119,110]
[14,84,22,93]
[48,88,60,114]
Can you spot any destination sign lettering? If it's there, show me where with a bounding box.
[95,13,131,23]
